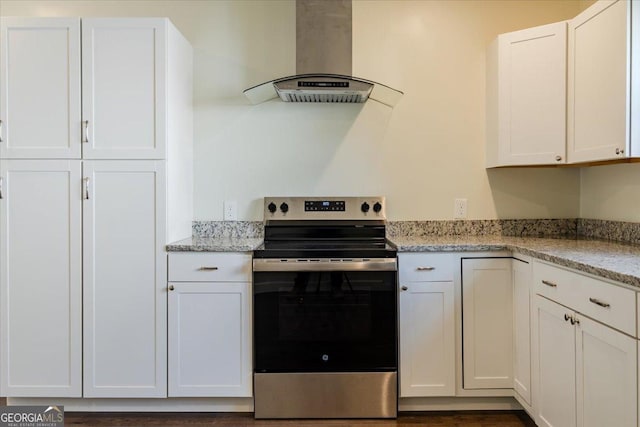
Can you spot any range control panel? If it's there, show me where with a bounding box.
[264,196,386,221]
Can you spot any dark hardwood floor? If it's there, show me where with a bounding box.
[0,398,535,426]
[63,411,535,427]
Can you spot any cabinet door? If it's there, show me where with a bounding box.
[0,18,81,159]
[534,296,576,427]
[168,282,252,397]
[399,281,455,397]
[0,160,82,396]
[462,258,513,389]
[513,257,532,405]
[83,160,167,397]
[81,18,166,160]
[576,315,637,427]
[497,21,567,165]
[568,0,629,163]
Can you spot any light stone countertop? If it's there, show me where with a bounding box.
[166,234,640,289]
[166,236,262,252]
[389,235,640,289]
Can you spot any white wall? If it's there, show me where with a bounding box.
[1,0,582,221]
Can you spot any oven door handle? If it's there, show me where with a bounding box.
[253,258,397,272]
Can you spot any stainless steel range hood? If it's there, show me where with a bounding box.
[243,0,403,107]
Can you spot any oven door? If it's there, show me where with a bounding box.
[253,258,397,373]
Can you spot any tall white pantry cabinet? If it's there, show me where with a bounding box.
[0,17,193,398]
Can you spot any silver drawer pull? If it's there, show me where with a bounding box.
[589,297,610,308]
[198,266,219,271]
[541,280,557,288]
[417,266,435,271]
[82,120,89,143]
[83,177,90,200]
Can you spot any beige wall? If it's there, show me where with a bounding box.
[580,163,640,222]
[1,0,583,221]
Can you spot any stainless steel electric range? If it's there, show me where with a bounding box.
[252,196,397,419]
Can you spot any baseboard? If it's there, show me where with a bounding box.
[399,396,522,411]
[6,397,253,412]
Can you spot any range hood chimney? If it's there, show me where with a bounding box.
[244,0,403,107]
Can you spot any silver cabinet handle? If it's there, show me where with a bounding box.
[0,177,3,199]
[401,286,408,291]
[541,280,557,288]
[169,285,175,291]
[555,155,562,162]
[83,177,90,200]
[0,119,3,142]
[589,297,610,308]
[616,147,625,155]
[198,266,218,271]
[82,120,89,143]
[416,266,435,271]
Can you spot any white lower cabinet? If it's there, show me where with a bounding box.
[533,280,637,427]
[168,253,252,397]
[83,161,168,398]
[0,160,82,397]
[398,253,455,397]
[534,295,577,427]
[512,256,532,408]
[534,295,637,427]
[461,258,513,389]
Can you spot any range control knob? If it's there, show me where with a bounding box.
[373,202,382,213]
[361,202,370,213]
[268,202,277,213]
[280,202,289,213]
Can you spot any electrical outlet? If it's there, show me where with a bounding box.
[454,198,467,219]
[224,200,238,221]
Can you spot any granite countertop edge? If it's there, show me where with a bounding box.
[165,237,262,253]
[167,235,640,289]
[391,236,640,289]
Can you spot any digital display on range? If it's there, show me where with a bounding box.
[305,200,345,212]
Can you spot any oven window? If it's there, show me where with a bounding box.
[254,270,397,373]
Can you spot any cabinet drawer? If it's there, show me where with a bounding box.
[399,253,454,282]
[572,274,636,337]
[534,261,636,337]
[533,260,576,305]
[169,253,251,282]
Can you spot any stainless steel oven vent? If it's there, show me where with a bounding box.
[243,0,402,107]
[274,75,373,103]
[281,92,365,103]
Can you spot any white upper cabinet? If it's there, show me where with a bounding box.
[81,19,166,159]
[0,18,81,159]
[486,21,567,167]
[568,0,632,163]
[0,17,170,160]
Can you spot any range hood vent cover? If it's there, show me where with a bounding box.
[243,0,402,107]
[275,74,372,103]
